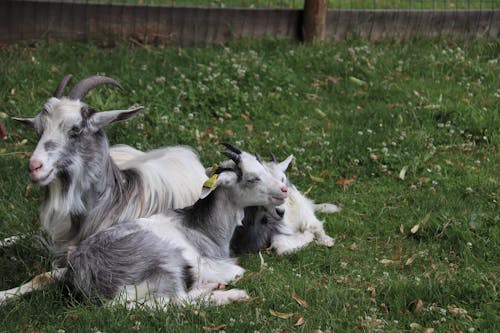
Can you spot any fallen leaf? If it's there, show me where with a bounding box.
[448,305,468,318]
[198,127,213,139]
[291,292,308,308]
[412,299,424,313]
[203,324,226,332]
[380,259,396,265]
[370,154,380,160]
[223,129,234,137]
[399,165,409,180]
[336,177,356,189]
[269,309,294,319]
[453,323,463,333]
[294,316,305,326]
[410,224,420,234]
[348,243,358,251]
[349,76,367,86]
[241,113,251,122]
[310,175,324,183]
[400,224,405,234]
[246,124,253,133]
[405,254,418,266]
[423,328,435,333]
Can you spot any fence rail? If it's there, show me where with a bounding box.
[0,0,498,46]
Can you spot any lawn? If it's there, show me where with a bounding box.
[0,37,498,332]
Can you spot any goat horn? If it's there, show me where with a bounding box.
[53,74,73,98]
[270,152,278,163]
[222,151,241,164]
[67,75,123,100]
[255,153,263,164]
[220,142,242,154]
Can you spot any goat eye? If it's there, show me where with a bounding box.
[69,126,82,137]
[247,177,261,184]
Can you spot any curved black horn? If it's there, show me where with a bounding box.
[222,151,241,164]
[67,75,123,100]
[255,153,263,164]
[270,152,278,163]
[221,142,242,154]
[53,74,73,98]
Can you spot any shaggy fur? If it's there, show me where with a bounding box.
[67,148,288,307]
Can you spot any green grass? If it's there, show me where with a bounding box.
[0,37,499,332]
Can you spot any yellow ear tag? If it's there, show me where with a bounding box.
[203,173,218,189]
[209,163,219,176]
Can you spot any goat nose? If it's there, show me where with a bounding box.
[29,160,43,173]
[281,185,288,193]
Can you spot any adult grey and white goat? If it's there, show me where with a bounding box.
[66,144,288,307]
[231,155,340,255]
[1,75,206,303]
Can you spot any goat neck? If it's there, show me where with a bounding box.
[180,187,244,258]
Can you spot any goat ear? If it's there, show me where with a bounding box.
[278,155,294,172]
[90,106,143,129]
[199,172,236,199]
[12,117,36,128]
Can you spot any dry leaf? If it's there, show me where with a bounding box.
[423,328,435,333]
[448,305,468,318]
[453,323,463,333]
[241,113,251,122]
[370,154,380,160]
[399,165,409,180]
[410,224,420,234]
[400,224,405,234]
[290,316,303,327]
[291,292,308,308]
[379,259,395,265]
[412,299,424,313]
[405,255,418,266]
[223,129,234,137]
[336,177,356,188]
[310,175,324,183]
[246,124,254,133]
[269,309,294,319]
[348,243,358,251]
[203,324,226,332]
[24,184,32,198]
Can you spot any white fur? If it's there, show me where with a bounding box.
[266,155,339,254]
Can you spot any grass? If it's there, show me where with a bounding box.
[0,37,499,332]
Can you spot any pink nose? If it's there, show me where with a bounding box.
[281,185,288,193]
[29,160,43,174]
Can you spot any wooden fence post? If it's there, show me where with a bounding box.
[303,0,327,42]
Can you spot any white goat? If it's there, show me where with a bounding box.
[231,155,340,255]
[1,75,207,304]
[66,144,288,307]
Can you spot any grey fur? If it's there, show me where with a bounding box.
[67,222,192,303]
[67,149,288,304]
[231,206,286,254]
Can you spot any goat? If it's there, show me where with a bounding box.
[231,155,340,255]
[66,144,288,307]
[1,75,207,304]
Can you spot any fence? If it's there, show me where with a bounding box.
[0,0,498,46]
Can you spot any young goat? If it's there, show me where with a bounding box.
[66,144,288,307]
[1,75,207,303]
[231,155,340,255]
